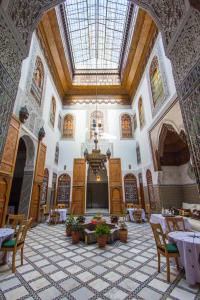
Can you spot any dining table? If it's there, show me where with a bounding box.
[127,208,146,222]
[150,214,192,233]
[0,228,14,264]
[168,231,200,285]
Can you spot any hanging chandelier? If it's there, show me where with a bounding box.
[84,131,111,175]
[84,9,111,175]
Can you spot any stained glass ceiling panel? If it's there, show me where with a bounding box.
[64,0,130,71]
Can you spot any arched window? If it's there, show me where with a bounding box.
[55,142,59,164]
[124,174,139,204]
[121,114,133,138]
[63,114,74,138]
[138,97,145,129]
[31,56,44,105]
[90,111,104,139]
[50,97,56,127]
[136,143,141,164]
[41,168,49,204]
[150,56,164,106]
[146,169,156,210]
[57,174,71,207]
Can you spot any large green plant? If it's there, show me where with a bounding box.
[95,224,111,236]
[65,215,75,226]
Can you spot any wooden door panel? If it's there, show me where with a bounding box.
[29,142,46,222]
[29,183,41,222]
[73,159,86,186]
[109,158,122,186]
[109,158,123,215]
[71,159,86,215]
[0,116,21,175]
[71,187,85,215]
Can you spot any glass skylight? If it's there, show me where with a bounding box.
[64,0,130,71]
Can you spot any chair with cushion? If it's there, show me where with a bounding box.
[42,204,50,221]
[133,209,142,223]
[150,223,179,282]
[48,210,60,225]
[6,214,25,236]
[166,216,186,233]
[1,218,32,272]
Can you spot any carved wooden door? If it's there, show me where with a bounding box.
[71,159,86,215]
[0,116,21,226]
[29,142,46,222]
[109,158,124,215]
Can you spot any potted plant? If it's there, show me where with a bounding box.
[71,221,81,244]
[95,223,111,248]
[110,215,119,224]
[119,221,128,243]
[77,215,86,224]
[65,215,75,237]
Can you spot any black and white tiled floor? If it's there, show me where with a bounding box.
[0,222,199,300]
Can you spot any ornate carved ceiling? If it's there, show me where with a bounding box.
[37,6,157,105]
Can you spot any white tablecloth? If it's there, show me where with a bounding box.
[150,214,192,233]
[127,208,146,222]
[168,231,200,285]
[0,228,14,264]
[48,209,68,222]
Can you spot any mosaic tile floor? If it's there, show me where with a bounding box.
[0,222,199,300]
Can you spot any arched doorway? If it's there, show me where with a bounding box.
[87,167,109,210]
[8,135,36,216]
[8,138,27,214]
[124,174,139,205]
[158,125,190,167]
[157,124,196,207]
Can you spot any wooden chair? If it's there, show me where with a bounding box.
[133,209,142,223]
[1,218,32,273]
[150,223,179,282]
[145,204,151,221]
[42,204,50,221]
[48,210,60,225]
[166,216,186,233]
[6,214,25,236]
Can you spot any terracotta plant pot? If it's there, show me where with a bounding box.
[97,235,107,248]
[71,231,80,244]
[119,229,128,243]
[66,226,72,237]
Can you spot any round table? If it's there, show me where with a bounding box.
[168,231,200,285]
[0,228,14,264]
